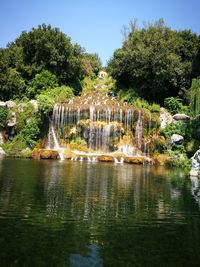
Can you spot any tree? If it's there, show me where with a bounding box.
[0,49,25,100]
[82,53,102,77]
[7,24,86,92]
[189,79,200,116]
[26,70,58,97]
[108,19,200,103]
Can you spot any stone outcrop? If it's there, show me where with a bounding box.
[190,149,200,176]
[124,156,146,164]
[173,113,190,121]
[160,107,174,128]
[98,155,114,162]
[7,112,17,127]
[6,100,16,108]
[0,101,6,107]
[171,134,184,144]
[29,100,38,112]
[32,148,59,159]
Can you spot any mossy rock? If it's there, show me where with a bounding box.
[32,148,59,159]
[40,149,59,159]
[64,150,76,159]
[152,154,170,165]
[98,155,114,162]
[124,156,145,164]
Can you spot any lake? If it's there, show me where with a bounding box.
[0,158,200,267]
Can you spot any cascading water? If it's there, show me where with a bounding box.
[135,110,142,150]
[46,121,64,160]
[51,91,151,157]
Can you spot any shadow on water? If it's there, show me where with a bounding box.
[0,158,200,267]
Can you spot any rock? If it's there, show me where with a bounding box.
[173,113,190,121]
[190,149,200,177]
[124,156,145,164]
[160,107,174,128]
[29,100,38,112]
[152,154,170,165]
[190,169,199,177]
[171,134,184,144]
[6,100,16,108]
[98,155,114,162]
[7,112,17,127]
[32,148,60,159]
[0,101,6,107]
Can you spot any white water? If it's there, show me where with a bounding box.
[114,157,124,164]
[50,125,64,161]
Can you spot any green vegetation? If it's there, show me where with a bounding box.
[0,21,199,166]
[108,19,200,103]
[0,107,8,128]
[190,78,200,116]
[164,97,190,115]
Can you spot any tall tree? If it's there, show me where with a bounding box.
[108,19,200,103]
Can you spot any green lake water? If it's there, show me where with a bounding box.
[0,158,200,267]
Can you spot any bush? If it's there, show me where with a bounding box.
[36,94,54,115]
[159,122,186,139]
[45,85,74,102]
[164,97,189,115]
[21,118,40,147]
[26,70,58,98]
[1,134,27,156]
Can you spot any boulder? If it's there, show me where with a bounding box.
[173,113,190,121]
[171,134,184,144]
[7,112,17,127]
[98,155,114,162]
[29,100,38,112]
[0,101,6,107]
[6,100,16,108]
[160,107,174,128]
[124,156,145,164]
[190,149,200,176]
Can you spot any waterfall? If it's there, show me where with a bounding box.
[51,92,149,155]
[135,110,143,150]
[46,121,64,161]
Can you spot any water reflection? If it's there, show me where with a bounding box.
[0,159,200,267]
[190,176,200,208]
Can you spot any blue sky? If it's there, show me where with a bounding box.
[0,0,200,65]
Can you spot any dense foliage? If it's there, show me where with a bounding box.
[190,78,200,116]
[0,24,101,100]
[108,19,200,103]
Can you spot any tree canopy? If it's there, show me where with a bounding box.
[108,19,200,103]
[0,24,101,100]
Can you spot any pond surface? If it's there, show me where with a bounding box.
[0,158,200,267]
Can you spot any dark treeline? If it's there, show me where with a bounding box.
[107,19,200,104]
[0,24,101,100]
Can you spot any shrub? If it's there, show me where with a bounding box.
[164,97,189,115]
[36,94,54,115]
[159,122,186,139]
[26,70,58,98]
[21,118,40,147]
[45,85,74,102]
